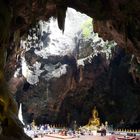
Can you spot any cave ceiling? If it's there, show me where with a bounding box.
[0,0,140,55]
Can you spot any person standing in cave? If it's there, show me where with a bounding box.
[73,120,77,130]
[100,123,106,136]
[72,120,78,134]
[67,113,70,127]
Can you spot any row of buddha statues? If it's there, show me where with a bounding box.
[115,129,140,132]
[30,106,140,133]
[30,106,104,131]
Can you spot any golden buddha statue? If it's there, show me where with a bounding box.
[83,106,100,130]
[88,106,100,126]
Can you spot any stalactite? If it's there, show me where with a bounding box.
[56,5,67,32]
[70,77,76,90]
[129,55,140,84]
[14,30,20,51]
[79,65,83,82]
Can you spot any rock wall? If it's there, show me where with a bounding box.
[16,47,140,129]
[8,17,140,129]
[58,48,140,128]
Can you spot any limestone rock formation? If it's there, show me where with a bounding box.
[8,10,140,129]
[0,0,140,139]
[8,12,116,126]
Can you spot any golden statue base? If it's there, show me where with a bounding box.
[82,125,99,131]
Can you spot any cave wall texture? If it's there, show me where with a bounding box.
[0,0,140,139]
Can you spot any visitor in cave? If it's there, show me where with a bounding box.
[100,123,107,136]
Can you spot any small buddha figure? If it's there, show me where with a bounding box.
[105,121,108,129]
[31,119,36,130]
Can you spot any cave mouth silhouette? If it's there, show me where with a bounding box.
[0,1,140,140]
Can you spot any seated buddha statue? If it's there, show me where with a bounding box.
[83,106,100,130]
[87,106,100,127]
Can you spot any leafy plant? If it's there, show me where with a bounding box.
[81,18,93,39]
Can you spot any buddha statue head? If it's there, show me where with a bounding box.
[92,106,99,119]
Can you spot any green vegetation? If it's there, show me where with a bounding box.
[104,41,115,49]
[81,18,93,39]
[79,18,116,60]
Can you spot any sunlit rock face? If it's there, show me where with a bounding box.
[12,8,94,123]
[17,8,91,84]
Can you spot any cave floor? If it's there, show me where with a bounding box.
[33,135,110,140]
[33,134,139,140]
